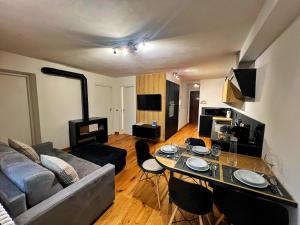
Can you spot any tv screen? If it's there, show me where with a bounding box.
[137,94,161,111]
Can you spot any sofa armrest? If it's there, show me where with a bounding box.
[31,142,54,155]
[0,171,26,218]
[14,164,115,225]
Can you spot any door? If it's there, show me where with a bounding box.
[94,85,114,134]
[165,80,179,139]
[0,73,33,144]
[122,86,136,135]
[189,91,200,124]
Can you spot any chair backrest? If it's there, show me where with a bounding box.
[223,190,289,225]
[185,138,206,147]
[168,176,213,215]
[135,140,152,167]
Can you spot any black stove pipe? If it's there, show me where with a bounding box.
[41,67,89,121]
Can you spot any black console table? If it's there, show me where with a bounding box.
[132,124,161,140]
[69,117,108,148]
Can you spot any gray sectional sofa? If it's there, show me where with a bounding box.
[0,141,115,225]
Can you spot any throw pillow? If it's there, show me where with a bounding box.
[40,155,79,186]
[8,138,40,163]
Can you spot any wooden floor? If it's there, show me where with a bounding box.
[94,124,227,225]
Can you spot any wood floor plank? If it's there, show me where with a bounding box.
[94,124,227,225]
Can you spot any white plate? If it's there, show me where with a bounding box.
[233,171,268,189]
[191,146,210,155]
[236,169,266,185]
[160,145,177,154]
[186,157,208,171]
[186,162,209,172]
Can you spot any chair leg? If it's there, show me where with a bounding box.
[215,214,224,225]
[206,214,212,225]
[155,175,161,209]
[199,216,204,225]
[168,205,178,225]
[163,172,169,183]
[132,171,145,195]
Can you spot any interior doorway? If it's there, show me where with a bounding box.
[94,84,114,134]
[121,86,136,135]
[0,69,41,145]
[189,91,200,124]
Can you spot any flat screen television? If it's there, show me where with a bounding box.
[137,94,161,111]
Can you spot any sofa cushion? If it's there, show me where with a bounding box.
[8,139,40,163]
[0,142,63,207]
[41,155,79,186]
[32,143,101,179]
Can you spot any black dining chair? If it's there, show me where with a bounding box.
[168,176,213,225]
[221,189,289,225]
[212,186,228,225]
[185,138,206,147]
[134,140,168,209]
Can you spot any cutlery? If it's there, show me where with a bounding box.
[213,164,217,177]
[182,158,187,167]
[209,164,213,176]
[269,177,284,196]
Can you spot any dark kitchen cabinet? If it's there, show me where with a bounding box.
[199,115,213,137]
[165,80,179,139]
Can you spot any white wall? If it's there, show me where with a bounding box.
[0,50,126,149]
[166,73,189,130]
[199,78,228,112]
[243,15,300,224]
[198,16,300,224]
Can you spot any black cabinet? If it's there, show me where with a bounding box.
[199,115,213,137]
[165,80,179,139]
[132,124,161,140]
[69,117,108,148]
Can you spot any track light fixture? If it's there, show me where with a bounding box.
[112,39,147,55]
[173,72,180,80]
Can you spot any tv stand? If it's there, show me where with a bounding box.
[132,124,161,141]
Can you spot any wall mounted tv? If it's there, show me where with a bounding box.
[137,94,162,111]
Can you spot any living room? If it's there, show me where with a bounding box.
[0,1,300,225]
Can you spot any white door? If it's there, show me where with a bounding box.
[0,73,33,144]
[94,85,114,134]
[122,86,136,135]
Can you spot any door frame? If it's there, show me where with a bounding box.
[95,83,114,134]
[0,68,41,144]
[120,85,136,134]
[188,90,200,124]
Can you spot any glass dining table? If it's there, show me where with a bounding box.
[154,145,297,208]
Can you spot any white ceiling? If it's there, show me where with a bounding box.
[0,0,265,79]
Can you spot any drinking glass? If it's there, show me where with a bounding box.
[211,144,221,159]
[171,142,180,160]
[227,137,238,167]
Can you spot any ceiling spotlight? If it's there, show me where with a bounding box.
[122,47,128,55]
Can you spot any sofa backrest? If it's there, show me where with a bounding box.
[0,142,63,207]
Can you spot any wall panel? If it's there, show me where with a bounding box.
[136,73,166,141]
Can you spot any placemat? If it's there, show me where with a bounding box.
[174,155,221,180]
[155,147,185,160]
[222,165,294,201]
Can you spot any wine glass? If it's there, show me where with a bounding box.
[211,144,221,159]
[264,152,278,174]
